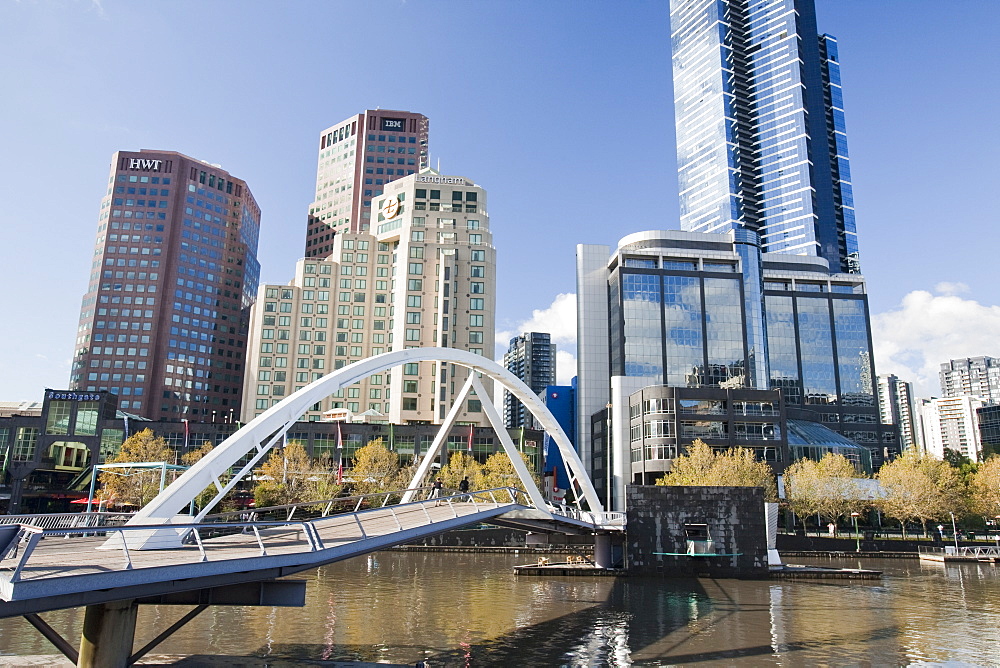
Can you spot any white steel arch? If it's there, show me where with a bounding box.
[130,348,602,525]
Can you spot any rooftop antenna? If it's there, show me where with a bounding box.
[437,158,441,172]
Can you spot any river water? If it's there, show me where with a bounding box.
[1,552,999,666]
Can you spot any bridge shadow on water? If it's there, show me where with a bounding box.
[229,576,903,666]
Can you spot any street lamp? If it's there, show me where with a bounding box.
[851,512,861,552]
[950,511,959,551]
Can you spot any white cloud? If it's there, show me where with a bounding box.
[496,292,579,386]
[496,292,577,347]
[933,281,970,296]
[555,349,577,385]
[872,289,1000,398]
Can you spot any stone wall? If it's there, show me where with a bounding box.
[626,485,768,578]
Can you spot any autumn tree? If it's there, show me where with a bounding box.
[97,428,174,508]
[876,450,967,537]
[253,441,340,508]
[655,440,777,501]
[179,441,222,512]
[349,438,404,497]
[784,453,868,531]
[440,451,482,492]
[969,456,1000,518]
[474,450,540,503]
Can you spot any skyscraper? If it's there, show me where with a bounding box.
[940,357,1000,404]
[576,229,893,507]
[244,169,495,425]
[503,332,556,428]
[70,150,261,420]
[671,0,858,273]
[306,110,429,257]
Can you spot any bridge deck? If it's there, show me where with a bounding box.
[1,491,623,617]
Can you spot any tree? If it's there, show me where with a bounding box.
[180,441,222,512]
[876,450,967,537]
[349,438,404,497]
[440,451,482,492]
[97,428,174,509]
[969,456,1000,518]
[655,440,777,501]
[253,441,340,508]
[474,450,540,503]
[784,453,868,531]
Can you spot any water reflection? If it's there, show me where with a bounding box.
[0,554,998,665]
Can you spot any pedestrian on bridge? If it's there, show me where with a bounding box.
[459,476,470,501]
[430,478,444,505]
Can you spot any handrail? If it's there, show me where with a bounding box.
[0,487,530,586]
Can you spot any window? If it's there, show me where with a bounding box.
[403,363,419,375]
[469,234,482,245]
[409,246,424,258]
[469,331,484,343]
[408,262,423,275]
[470,298,484,310]
[406,295,422,307]
[470,282,485,294]
[406,312,421,324]
[471,265,485,277]
[405,328,421,341]
[402,397,418,411]
[470,314,483,327]
[403,380,418,392]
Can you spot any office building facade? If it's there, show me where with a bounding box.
[503,332,556,428]
[939,357,1000,404]
[670,0,859,273]
[577,229,895,509]
[70,150,261,421]
[306,110,429,256]
[244,169,495,425]
[878,374,920,452]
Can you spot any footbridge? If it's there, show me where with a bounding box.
[0,349,623,666]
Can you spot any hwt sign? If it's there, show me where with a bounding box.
[128,158,162,171]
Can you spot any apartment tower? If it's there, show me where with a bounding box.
[671,0,859,273]
[503,332,556,428]
[70,150,261,421]
[306,110,429,257]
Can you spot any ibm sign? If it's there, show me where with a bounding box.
[381,117,405,132]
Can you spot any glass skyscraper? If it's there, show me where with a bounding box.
[671,0,858,273]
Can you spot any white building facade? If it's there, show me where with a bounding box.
[920,395,986,462]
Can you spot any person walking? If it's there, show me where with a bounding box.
[458,476,470,501]
[430,478,444,505]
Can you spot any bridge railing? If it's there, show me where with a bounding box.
[202,485,531,524]
[0,512,134,530]
[0,486,530,586]
[548,506,626,529]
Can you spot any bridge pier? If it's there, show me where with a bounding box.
[78,598,138,668]
[594,534,613,568]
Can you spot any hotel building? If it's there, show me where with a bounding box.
[244,169,494,425]
[69,150,261,421]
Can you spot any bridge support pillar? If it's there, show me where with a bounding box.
[594,534,613,569]
[78,598,138,668]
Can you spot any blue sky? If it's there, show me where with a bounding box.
[1,0,997,401]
